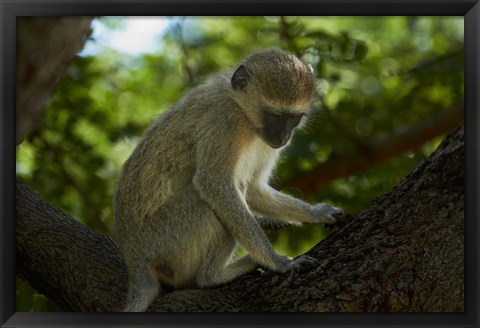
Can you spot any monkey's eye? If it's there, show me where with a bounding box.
[291,113,305,119]
[289,114,304,127]
[268,112,282,119]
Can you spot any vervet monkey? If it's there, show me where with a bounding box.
[113,48,343,312]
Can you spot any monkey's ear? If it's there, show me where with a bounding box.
[231,65,251,91]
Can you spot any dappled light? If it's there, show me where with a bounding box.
[15,16,464,312]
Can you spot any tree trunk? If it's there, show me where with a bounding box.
[16,124,464,312]
[16,16,93,145]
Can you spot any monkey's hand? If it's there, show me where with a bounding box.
[310,203,343,224]
[263,255,318,274]
[287,255,318,273]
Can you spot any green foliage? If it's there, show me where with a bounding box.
[16,278,61,312]
[16,16,463,309]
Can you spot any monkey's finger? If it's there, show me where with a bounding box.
[324,215,337,224]
[289,255,318,272]
[325,213,353,229]
[331,206,344,215]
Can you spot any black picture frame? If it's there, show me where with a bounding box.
[1,1,478,327]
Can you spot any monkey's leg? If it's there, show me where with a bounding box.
[139,184,256,290]
[123,263,159,312]
[224,255,259,278]
[196,252,258,288]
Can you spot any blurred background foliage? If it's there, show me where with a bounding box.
[16,16,464,311]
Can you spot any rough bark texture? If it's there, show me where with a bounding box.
[16,124,464,312]
[16,16,93,145]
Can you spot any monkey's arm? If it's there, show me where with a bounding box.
[193,169,290,272]
[247,184,342,224]
[192,132,317,272]
[257,217,296,230]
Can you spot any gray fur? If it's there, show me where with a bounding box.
[112,49,343,312]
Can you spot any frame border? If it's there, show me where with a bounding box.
[1,1,478,327]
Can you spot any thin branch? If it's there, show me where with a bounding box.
[391,50,464,76]
[172,19,195,85]
[321,105,371,153]
[277,104,464,193]
[279,17,302,57]
[16,17,93,145]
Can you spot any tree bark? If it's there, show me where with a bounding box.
[16,16,93,145]
[16,124,464,312]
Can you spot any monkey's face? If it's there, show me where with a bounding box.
[259,108,305,148]
[230,48,314,148]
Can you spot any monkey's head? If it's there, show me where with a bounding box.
[230,48,314,149]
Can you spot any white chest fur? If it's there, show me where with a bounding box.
[234,137,279,192]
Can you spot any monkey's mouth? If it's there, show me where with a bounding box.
[262,129,292,149]
[262,135,290,149]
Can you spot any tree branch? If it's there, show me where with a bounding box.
[16,17,93,145]
[16,125,464,312]
[278,104,464,193]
